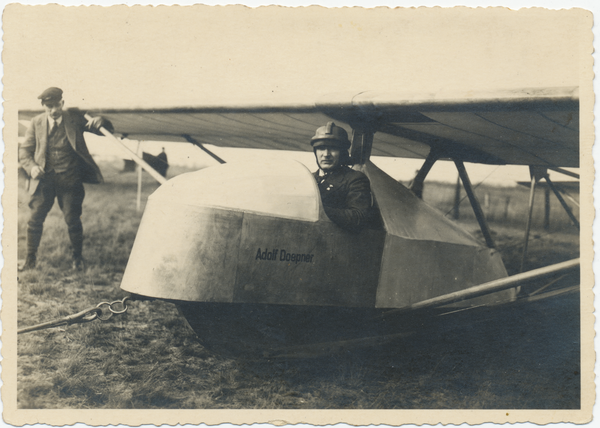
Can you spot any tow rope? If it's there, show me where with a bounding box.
[18,296,131,334]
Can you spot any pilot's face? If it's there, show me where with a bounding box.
[43,100,64,120]
[316,146,342,171]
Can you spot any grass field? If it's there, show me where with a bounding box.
[16,161,580,409]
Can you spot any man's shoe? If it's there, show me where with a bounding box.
[19,255,36,271]
[72,257,85,271]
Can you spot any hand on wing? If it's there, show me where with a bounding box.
[87,116,114,133]
[31,165,44,179]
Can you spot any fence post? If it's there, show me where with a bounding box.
[544,187,550,231]
[453,175,461,219]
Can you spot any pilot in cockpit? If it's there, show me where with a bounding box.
[311,122,374,233]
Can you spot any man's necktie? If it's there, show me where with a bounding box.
[49,120,57,137]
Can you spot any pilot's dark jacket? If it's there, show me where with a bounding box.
[313,166,373,232]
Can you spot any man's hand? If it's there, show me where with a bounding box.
[31,165,45,179]
[86,116,114,133]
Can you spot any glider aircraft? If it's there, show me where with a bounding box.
[18,86,581,357]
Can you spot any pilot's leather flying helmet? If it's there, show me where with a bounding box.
[311,122,351,150]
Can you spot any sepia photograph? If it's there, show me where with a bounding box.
[2,2,595,426]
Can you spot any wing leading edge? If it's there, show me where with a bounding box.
[18,86,579,167]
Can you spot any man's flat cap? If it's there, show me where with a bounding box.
[38,87,63,103]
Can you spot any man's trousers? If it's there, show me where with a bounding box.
[26,170,85,259]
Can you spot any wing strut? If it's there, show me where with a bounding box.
[548,166,579,179]
[454,160,496,249]
[182,135,226,164]
[84,114,167,185]
[350,127,375,165]
[406,148,496,248]
[520,167,545,271]
[383,258,579,315]
[545,176,580,229]
[408,147,442,199]
[520,166,579,271]
[135,140,143,212]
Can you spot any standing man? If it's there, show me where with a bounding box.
[311,122,374,232]
[19,87,113,271]
[156,147,169,177]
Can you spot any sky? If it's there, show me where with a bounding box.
[6,3,586,185]
[5,5,583,111]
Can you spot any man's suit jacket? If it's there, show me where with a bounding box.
[19,109,104,195]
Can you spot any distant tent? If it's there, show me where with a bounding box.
[122,150,169,177]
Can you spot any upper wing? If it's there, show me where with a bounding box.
[318,87,579,167]
[19,86,579,167]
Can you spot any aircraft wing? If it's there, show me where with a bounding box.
[18,86,579,167]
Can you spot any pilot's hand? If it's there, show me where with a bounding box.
[31,165,44,179]
[87,116,114,133]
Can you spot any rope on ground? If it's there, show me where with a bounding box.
[18,296,131,334]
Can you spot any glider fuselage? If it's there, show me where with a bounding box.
[120,159,515,309]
